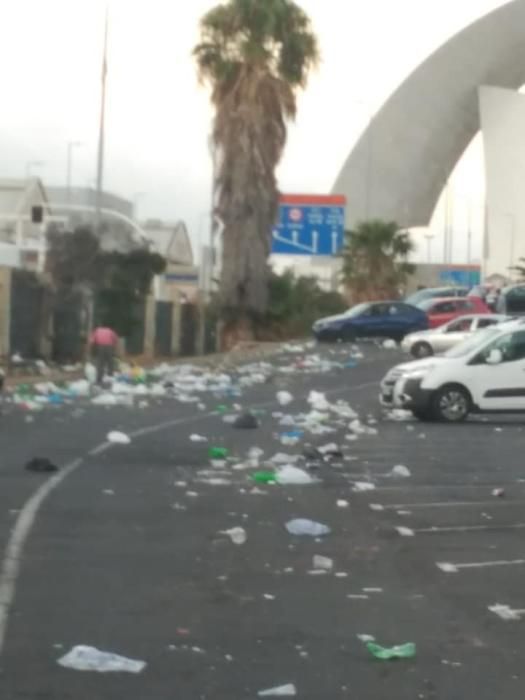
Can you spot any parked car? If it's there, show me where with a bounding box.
[405,286,469,307]
[418,296,491,328]
[401,314,508,358]
[380,318,525,422]
[312,301,428,342]
[496,284,525,316]
[468,284,500,311]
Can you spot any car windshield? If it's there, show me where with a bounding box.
[443,326,501,358]
[344,303,370,318]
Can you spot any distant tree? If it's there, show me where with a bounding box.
[194,0,319,348]
[341,220,415,302]
[46,227,166,337]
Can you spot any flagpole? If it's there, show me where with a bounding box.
[94,3,109,234]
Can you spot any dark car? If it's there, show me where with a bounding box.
[405,286,469,308]
[313,301,428,342]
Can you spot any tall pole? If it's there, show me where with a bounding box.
[94,3,109,234]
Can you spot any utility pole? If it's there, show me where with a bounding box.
[94,3,109,234]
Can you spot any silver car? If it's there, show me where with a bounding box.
[401,314,508,358]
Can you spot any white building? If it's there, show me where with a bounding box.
[479,86,525,279]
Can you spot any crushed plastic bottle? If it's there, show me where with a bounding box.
[209,447,229,459]
[313,555,333,570]
[286,519,331,537]
[366,641,416,660]
[107,431,131,445]
[220,527,247,545]
[252,471,277,484]
[57,645,146,673]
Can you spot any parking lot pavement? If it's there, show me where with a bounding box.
[2,344,525,698]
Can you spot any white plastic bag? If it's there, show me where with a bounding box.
[286,519,331,537]
[57,645,146,673]
[276,466,314,485]
[107,431,131,445]
[258,684,297,697]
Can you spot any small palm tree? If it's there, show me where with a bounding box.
[341,220,415,302]
[194,0,318,347]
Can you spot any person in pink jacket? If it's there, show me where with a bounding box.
[90,326,118,385]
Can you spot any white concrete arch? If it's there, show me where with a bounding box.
[333,0,525,230]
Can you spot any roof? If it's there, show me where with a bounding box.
[0,178,49,215]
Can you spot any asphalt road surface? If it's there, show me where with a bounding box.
[1,344,525,699]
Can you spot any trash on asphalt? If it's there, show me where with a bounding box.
[308,390,330,411]
[276,466,315,485]
[190,434,208,443]
[107,431,131,445]
[25,457,58,473]
[353,482,376,492]
[337,499,349,508]
[313,555,334,570]
[252,471,277,484]
[280,430,303,446]
[220,527,247,545]
[258,684,297,697]
[366,641,416,660]
[209,447,229,459]
[57,645,146,673]
[84,363,97,384]
[270,452,299,465]
[233,413,259,429]
[286,519,331,537]
[277,391,294,406]
[492,488,505,498]
[382,339,397,349]
[390,465,411,478]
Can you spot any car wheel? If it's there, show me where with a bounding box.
[431,385,471,423]
[411,341,433,359]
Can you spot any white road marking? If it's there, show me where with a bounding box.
[379,500,525,510]
[437,559,525,574]
[0,376,378,657]
[398,523,525,535]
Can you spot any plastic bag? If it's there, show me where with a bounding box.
[286,519,331,537]
[57,645,146,673]
[276,466,314,485]
[258,684,297,697]
[366,641,416,660]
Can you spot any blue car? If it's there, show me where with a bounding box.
[312,301,428,342]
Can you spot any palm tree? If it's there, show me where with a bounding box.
[194,0,318,347]
[341,220,415,302]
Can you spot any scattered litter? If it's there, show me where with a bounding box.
[363,588,383,594]
[369,503,384,511]
[382,339,397,349]
[277,391,294,406]
[347,594,369,600]
[233,413,259,429]
[270,453,299,465]
[263,594,276,600]
[102,489,115,496]
[492,488,505,498]
[252,471,277,484]
[308,391,330,411]
[337,500,349,508]
[318,442,341,456]
[313,555,334,571]
[286,519,331,537]
[25,457,58,473]
[280,431,303,446]
[84,363,97,384]
[357,634,375,643]
[190,434,208,443]
[353,482,376,492]
[489,604,522,621]
[258,684,297,697]
[220,527,247,545]
[397,527,415,537]
[57,646,146,673]
[107,431,131,445]
[385,409,412,422]
[390,465,411,478]
[276,466,315,486]
[209,447,229,460]
[366,641,416,660]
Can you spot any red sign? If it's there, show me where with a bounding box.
[280,194,347,207]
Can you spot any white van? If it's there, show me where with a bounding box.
[380,319,525,422]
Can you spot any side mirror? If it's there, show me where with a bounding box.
[486,348,503,365]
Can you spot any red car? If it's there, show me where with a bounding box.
[419,296,491,328]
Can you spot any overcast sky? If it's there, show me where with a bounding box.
[0,0,510,261]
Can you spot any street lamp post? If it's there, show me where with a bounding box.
[66,141,83,203]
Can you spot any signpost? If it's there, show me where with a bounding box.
[272,194,346,256]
